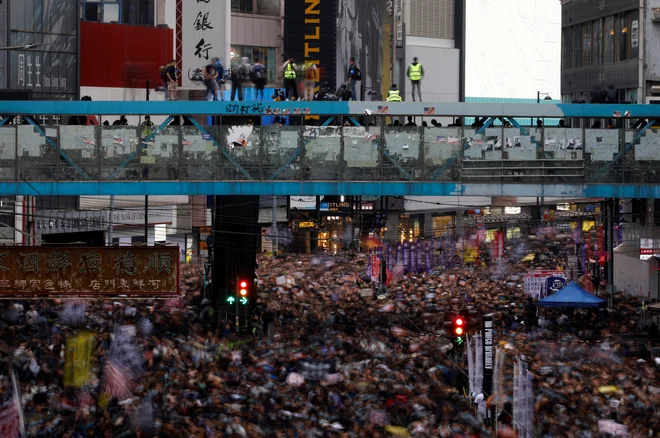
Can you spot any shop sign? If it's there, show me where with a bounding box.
[37,209,174,235]
[320,202,352,213]
[640,238,654,260]
[298,221,316,229]
[0,246,179,298]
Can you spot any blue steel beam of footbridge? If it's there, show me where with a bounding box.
[1,101,660,198]
[2,100,660,118]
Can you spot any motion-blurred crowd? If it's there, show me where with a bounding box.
[0,243,658,437]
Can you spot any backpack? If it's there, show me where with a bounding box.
[252,65,264,81]
[355,67,362,81]
[159,66,168,82]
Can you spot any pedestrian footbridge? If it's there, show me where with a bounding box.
[1,100,660,198]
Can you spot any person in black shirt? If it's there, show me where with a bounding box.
[165,59,177,101]
[203,62,218,101]
[346,57,360,100]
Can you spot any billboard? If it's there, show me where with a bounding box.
[180,0,230,88]
[284,0,338,89]
[336,0,384,94]
[6,0,79,100]
[0,247,179,298]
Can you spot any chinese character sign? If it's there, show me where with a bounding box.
[0,247,179,297]
[181,0,230,88]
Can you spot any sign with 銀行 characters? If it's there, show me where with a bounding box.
[0,247,179,298]
[180,0,230,88]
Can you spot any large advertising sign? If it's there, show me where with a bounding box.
[0,247,179,298]
[284,0,338,90]
[180,0,230,88]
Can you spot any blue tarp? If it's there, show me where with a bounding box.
[537,281,606,308]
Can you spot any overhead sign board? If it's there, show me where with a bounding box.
[0,246,179,298]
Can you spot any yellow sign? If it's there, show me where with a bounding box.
[64,332,95,388]
[298,221,316,228]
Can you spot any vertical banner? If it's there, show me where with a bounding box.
[598,226,605,258]
[403,241,410,272]
[64,332,95,388]
[482,314,494,396]
[410,242,417,273]
[284,0,338,89]
[181,0,230,88]
[497,231,505,261]
[396,242,403,266]
[370,253,380,283]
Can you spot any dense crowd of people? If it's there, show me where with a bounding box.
[0,240,658,437]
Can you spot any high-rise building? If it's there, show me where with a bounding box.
[560,0,650,104]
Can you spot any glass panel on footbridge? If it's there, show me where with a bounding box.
[18,125,57,181]
[222,125,260,180]
[0,127,16,181]
[627,127,660,184]
[262,126,301,180]
[423,127,462,181]
[303,126,341,181]
[59,125,99,181]
[142,126,180,180]
[343,126,381,181]
[180,125,221,180]
[383,126,421,181]
[100,126,140,181]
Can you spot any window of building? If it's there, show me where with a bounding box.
[572,24,582,69]
[582,21,592,67]
[255,0,280,16]
[604,16,615,63]
[81,0,154,25]
[231,45,277,84]
[36,196,79,210]
[562,27,572,69]
[231,0,254,14]
[409,0,454,40]
[593,18,603,66]
[618,13,630,62]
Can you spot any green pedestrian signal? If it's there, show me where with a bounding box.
[226,296,236,304]
[240,297,248,305]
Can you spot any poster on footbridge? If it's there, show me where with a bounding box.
[179,0,231,88]
[0,247,179,298]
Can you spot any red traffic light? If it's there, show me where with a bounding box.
[240,281,248,288]
[455,318,463,326]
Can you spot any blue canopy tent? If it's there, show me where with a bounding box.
[537,281,606,308]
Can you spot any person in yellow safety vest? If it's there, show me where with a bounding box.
[283,55,299,101]
[407,57,424,102]
[386,84,402,102]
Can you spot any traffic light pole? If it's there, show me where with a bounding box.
[235,275,239,332]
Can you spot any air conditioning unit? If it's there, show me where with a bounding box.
[651,85,660,95]
[652,8,660,22]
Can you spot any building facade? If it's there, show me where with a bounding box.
[560,0,650,104]
[402,0,464,103]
